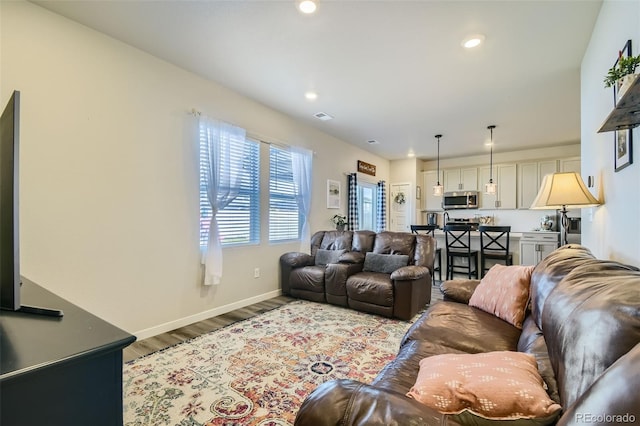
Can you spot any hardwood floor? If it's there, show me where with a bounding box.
[123,296,296,362]
[124,283,444,363]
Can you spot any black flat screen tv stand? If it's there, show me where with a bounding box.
[0,278,136,426]
[15,304,64,317]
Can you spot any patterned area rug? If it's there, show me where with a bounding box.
[123,301,415,426]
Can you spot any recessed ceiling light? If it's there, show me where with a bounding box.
[407,150,415,158]
[304,91,318,101]
[298,0,317,14]
[462,34,485,49]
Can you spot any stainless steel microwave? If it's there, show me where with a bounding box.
[443,191,478,210]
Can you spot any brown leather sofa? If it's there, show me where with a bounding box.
[279,230,436,320]
[295,244,640,425]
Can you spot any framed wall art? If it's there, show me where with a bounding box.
[327,179,341,209]
[615,128,633,172]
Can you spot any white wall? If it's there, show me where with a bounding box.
[0,1,390,337]
[581,0,640,266]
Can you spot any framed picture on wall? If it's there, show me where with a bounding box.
[327,179,341,209]
[614,128,633,172]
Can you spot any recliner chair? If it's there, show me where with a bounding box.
[344,231,435,320]
[279,230,354,303]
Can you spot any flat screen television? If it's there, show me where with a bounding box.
[1,90,62,316]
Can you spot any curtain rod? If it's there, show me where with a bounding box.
[189,108,316,154]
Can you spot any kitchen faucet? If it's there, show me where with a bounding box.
[443,211,450,225]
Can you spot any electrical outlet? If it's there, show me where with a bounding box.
[253,268,260,278]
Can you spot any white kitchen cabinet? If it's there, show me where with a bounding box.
[478,164,516,209]
[422,170,444,211]
[444,167,478,192]
[519,232,559,265]
[560,157,581,174]
[518,160,558,209]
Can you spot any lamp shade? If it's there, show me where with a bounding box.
[530,172,600,209]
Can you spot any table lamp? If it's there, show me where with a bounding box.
[530,172,600,246]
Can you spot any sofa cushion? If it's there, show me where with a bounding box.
[541,258,640,409]
[314,249,345,266]
[469,264,534,329]
[406,351,562,422]
[517,316,559,404]
[362,252,409,274]
[346,272,393,306]
[400,301,521,353]
[556,342,640,426]
[529,244,594,330]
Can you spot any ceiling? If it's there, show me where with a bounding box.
[33,0,603,161]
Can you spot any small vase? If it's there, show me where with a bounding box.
[617,74,638,104]
[336,224,345,232]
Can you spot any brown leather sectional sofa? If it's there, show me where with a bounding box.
[294,244,640,425]
[279,230,436,320]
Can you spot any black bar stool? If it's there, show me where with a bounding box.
[410,225,442,283]
[479,225,513,277]
[443,224,479,279]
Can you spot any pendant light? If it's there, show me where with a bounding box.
[485,125,497,195]
[433,134,444,196]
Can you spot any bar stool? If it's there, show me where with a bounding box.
[479,225,513,277]
[410,225,442,283]
[443,224,479,279]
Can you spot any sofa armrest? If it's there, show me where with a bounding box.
[279,252,315,296]
[280,252,315,269]
[339,251,365,264]
[295,379,459,426]
[440,279,481,304]
[390,265,429,281]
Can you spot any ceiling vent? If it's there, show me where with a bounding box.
[367,139,379,145]
[313,112,333,121]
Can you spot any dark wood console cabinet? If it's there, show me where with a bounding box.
[0,278,136,426]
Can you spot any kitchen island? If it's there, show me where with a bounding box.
[427,229,560,273]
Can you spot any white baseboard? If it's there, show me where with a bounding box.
[133,289,283,340]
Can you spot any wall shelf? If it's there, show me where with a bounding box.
[598,75,640,133]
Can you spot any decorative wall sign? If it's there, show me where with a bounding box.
[357,160,376,176]
[327,179,341,209]
[615,128,633,172]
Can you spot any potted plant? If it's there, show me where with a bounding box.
[604,53,640,101]
[331,214,348,232]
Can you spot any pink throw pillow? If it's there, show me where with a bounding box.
[407,351,561,421]
[468,264,534,329]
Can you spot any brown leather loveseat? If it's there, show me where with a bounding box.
[295,245,640,425]
[279,230,436,320]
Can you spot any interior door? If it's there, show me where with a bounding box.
[389,183,412,232]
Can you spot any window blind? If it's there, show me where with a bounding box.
[269,145,300,241]
[199,135,260,247]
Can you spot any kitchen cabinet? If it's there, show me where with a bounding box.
[422,170,443,211]
[479,164,517,209]
[560,157,581,174]
[518,160,558,209]
[444,167,478,192]
[519,232,559,265]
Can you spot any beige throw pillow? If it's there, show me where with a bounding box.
[406,351,562,423]
[468,264,534,329]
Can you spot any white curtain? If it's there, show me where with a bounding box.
[200,116,247,285]
[291,146,313,253]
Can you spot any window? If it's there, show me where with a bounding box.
[199,135,260,248]
[269,145,300,241]
[358,182,378,231]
